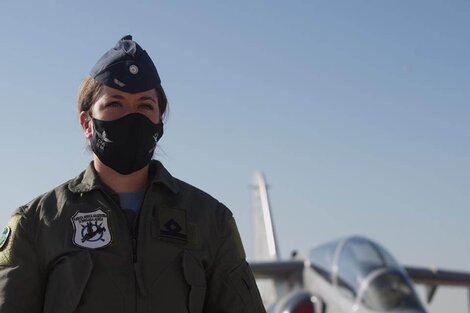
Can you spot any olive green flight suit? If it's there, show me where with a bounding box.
[0,161,266,313]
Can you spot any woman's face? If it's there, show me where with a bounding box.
[80,85,160,140]
[90,86,160,123]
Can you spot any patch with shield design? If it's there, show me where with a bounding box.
[71,208,112,249]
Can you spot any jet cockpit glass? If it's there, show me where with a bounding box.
[335,236,400,297]
[310,236,425,312]
[359,268,426,311]
[309,240,339,283]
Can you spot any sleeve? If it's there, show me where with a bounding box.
[204,203,266,313]
[0,207,45,313]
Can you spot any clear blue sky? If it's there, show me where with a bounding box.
[0,1,469,312]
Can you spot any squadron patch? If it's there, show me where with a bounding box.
[0,226,10,249]
[0,215,20,266]
[71,208,112,249]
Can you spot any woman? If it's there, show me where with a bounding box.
[0,35,266,313]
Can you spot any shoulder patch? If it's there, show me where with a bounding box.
[0,226,10,249]
[0,215,21,266]
[71,208,112,249]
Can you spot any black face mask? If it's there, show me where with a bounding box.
[90,113,163,175]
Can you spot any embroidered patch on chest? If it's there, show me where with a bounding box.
[159,208,187,244]
[71,208,112,249]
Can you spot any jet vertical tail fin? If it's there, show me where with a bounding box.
[252,171,280,308]
[252,171,280,261]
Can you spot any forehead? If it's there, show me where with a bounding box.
[98,85,158,100]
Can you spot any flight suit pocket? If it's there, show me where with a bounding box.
[182,251,207,313]
[43,252,93,313]
[228,261,263,313]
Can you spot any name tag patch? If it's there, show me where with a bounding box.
[71,208,112,249]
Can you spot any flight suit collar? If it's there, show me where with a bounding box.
[68,160,179,194]
[148,160,180,193]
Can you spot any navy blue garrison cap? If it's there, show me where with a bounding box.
[90,35,161,93]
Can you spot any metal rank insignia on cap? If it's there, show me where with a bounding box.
[129,64,139,75]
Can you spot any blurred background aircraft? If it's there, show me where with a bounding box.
[250,172,470,313]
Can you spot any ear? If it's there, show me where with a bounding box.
[79,111,93,139]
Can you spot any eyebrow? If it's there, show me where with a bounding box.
[139,96,157,103]
[109,95,156,103]
[109,95,125,100]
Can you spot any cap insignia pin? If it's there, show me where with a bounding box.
[129,65,139,75]
[113,78,126,87]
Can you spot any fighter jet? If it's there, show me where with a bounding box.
[249,171,470,313]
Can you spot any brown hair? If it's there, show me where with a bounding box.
[77,76,168,119]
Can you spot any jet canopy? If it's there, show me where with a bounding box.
[310,236,425,312]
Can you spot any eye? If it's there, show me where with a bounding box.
[139,103,155,110]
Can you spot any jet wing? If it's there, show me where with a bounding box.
[405,266,470,287]
[249,260,305,280]
[405,265,470,303]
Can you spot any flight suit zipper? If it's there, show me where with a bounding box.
[132,237,138,263]
[100,191,147,312]
[132,213,147,298]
